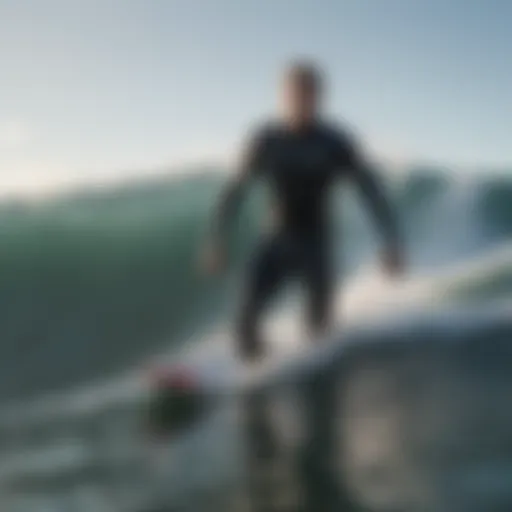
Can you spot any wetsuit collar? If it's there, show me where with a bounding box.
[283,116,319,135]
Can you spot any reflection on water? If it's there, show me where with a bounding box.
[341,325,512,512]
[1,306,512,512]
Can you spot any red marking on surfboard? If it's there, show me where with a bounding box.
[149,364,197,391]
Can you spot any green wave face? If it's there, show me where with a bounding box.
[0,167,510,401]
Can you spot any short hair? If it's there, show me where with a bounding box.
[284,60,324,93]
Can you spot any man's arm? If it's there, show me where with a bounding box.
[341,134,404,273]
[202,128,266,273]
[352,162,400,249]
[211,129,265,244]
[209,168,251,248]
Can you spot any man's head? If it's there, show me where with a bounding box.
[281,60,324,127]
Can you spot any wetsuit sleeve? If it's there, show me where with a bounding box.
[210,127,268,245]
[340,135,401,250]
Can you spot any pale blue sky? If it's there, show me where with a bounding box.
[1,0,511,194]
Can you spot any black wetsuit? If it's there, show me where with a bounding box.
[213,119,399,359]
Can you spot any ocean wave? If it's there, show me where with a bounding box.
[0,167,510,402]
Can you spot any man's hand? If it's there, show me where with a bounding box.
[198,240,227,276]
[381,244,405,277]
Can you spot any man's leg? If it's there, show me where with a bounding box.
[236,235,291,361]
[302,242,334,339]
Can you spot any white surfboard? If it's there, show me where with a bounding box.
[150,245,512,403]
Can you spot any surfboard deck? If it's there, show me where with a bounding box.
[150,326,341,399]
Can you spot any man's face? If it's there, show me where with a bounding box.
[282,75,320,125]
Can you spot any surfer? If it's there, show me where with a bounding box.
[201,60,405,361]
